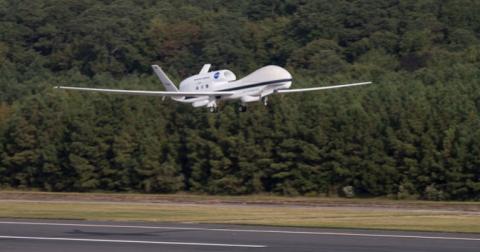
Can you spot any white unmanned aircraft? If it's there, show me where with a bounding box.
[56,64,371,112]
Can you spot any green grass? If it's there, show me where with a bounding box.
[3,190,480,207]
[1,200,480,233]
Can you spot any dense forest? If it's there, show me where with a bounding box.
[1,0,480,200]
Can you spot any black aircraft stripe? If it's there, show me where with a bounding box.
[182,78,293,99]
[219,78,292,92]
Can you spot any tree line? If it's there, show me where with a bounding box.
[0,0,479,200]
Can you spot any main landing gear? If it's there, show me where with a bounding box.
[207,100,218,113]
[208,106,218,113]
[262,96,268,106]
[238,104,247,112]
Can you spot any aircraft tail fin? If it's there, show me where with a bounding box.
[151,65,179,92]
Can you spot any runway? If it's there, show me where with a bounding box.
[1,219,479,252]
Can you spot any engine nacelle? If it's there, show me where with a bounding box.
[211,70,236,82]
[179,70,237,92]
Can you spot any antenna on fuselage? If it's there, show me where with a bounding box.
[199,64,211,74]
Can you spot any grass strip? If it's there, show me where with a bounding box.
[0,201,479,233]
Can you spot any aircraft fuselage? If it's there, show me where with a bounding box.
[176,65,292,108]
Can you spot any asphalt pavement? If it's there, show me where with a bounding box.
[0,219,479,252]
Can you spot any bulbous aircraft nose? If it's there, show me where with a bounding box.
[240,65,292,84]
[263,65,292,89]
[263,65,292,80]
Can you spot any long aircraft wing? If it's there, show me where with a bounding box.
[54,86,235,97]
[275,81,372,94]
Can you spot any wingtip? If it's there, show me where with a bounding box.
[360,81,373,85]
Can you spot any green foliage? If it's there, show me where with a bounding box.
[0,0,480,200]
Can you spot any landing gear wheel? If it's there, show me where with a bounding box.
[238,104,247,112]
[262,97,268,106]
[208,106,218,113]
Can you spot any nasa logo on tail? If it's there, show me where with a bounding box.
[214,72,220,79]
